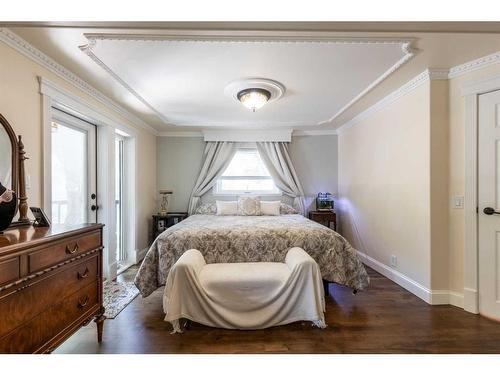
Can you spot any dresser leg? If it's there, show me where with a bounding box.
[94,307,106,343]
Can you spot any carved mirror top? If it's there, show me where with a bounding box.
[0,114,19,195]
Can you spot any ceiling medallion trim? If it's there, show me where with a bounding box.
[79,33,415,128]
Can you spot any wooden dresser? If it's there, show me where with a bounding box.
[0,224,105,353]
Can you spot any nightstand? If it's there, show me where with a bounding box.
[151,212,188,244]
[309,210,337,231]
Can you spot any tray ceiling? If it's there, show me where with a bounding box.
[80,34,413,128]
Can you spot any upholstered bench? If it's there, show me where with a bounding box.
[163,247,326,332]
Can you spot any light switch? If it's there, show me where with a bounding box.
[453,195,464,209]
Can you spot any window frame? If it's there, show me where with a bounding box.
[213,147,282,197]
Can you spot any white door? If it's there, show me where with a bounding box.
[478,89,500,321]
[51,109,97,225]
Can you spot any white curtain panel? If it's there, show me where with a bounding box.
[256,142,306,215]
[188,141,236,215]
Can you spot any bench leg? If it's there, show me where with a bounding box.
[322,279,329,296]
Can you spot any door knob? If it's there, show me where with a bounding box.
[91,205,98,211]
[483,207,500,215]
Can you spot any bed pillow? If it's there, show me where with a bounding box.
[237,196,261,216]
[260,201,281,216]
[280,203,299,215]
[194,202,217,215]
[216,200,238,215]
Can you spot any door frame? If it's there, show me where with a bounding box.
[463,73,500,314]
[40,77,138,281]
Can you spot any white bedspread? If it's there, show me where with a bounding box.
[163,247,326,331]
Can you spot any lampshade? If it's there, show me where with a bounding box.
[237,88,271,112]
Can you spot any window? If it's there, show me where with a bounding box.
[215,148,280,195]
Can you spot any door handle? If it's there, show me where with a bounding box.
[483,207,500,215]
[91,205,98,211]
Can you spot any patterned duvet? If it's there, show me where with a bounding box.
[135,214,369,297]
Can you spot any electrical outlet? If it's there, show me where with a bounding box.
[453,195,464,209]
[390,255,397,268]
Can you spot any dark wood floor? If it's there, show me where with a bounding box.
[55,266,500,354]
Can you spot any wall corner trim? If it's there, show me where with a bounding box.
[0,27,159,136]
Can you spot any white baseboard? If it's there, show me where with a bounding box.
[357,251,464,308]
[134,247,149,264]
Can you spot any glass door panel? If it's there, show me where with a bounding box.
[51,112,96,225]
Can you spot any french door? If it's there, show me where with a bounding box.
[51,109,97,225]
[478,89,500,321]
[115,134,126,266]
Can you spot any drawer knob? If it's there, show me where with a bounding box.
[78,295,90,308]
[77,267,90,280]
[66,242,79,254]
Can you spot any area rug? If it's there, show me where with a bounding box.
[103,281,139,319]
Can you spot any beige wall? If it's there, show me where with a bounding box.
[340,62,500,300]
[430,80,450,290]
[338,82,432,288]
[0,41,157,251]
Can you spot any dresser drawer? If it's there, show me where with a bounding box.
[0,255,98,339]
[0,281,99,353]
[0,257,19,286]
[28,231,101,273]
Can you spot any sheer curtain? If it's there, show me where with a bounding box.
[256,142,306,215]
[187,141,236,215]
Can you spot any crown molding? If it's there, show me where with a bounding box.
[80,33,415,129]
[337,69,444,134]
[158,131,203,137]
[292,129,338,136]
[0,27,159,136]
[448,50,500,79]
[83,32,415,45]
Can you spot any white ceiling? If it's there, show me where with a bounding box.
[82,34,411,128]
[6,24,500,133]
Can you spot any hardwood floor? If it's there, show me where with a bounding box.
[55,266,500,354]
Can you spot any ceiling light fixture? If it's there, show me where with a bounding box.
[237,88,271,112]
[224,78,286,113]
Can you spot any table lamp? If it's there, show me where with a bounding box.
[159,190,173,215]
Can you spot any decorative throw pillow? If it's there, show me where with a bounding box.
[260,201,281,216]
[280,203,299,215]
[237,196,261,216]
[194,202,217,215]
[216,200,238,215]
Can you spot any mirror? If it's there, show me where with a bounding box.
[0,114,18,197]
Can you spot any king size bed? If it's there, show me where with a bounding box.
[135,212,369,298]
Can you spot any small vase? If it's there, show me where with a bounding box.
[0,182,18,233]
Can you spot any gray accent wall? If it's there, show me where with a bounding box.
[157,135,338,212]
[157,137,205,212]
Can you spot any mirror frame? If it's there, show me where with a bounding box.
[0,114,19,210]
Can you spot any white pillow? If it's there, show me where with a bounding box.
[260,201,281,216]
[216,200,238,215]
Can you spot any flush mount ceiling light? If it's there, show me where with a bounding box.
[225,78,286,112]
[237,88,271,112]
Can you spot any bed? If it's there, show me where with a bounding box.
[135,213,369,297]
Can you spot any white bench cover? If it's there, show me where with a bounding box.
[163,247,326,331]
